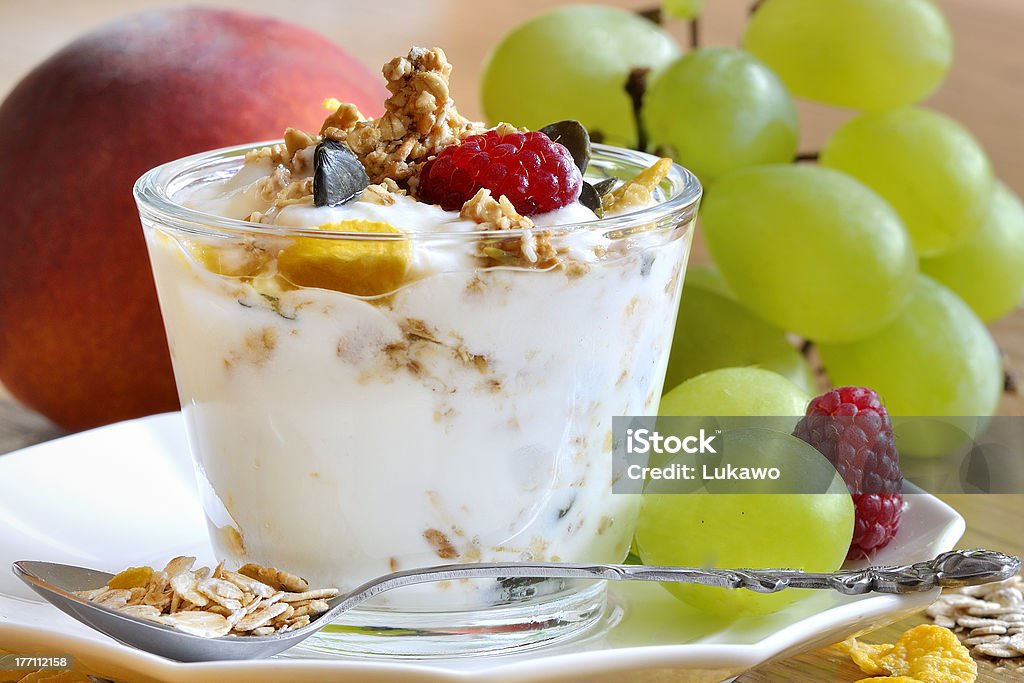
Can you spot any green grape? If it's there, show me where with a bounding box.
[662,0,705,21]
[660,367,809,436]
[660,367,808,418]
[821,107,994,257]
[643,48,798,182]
[666,271,817,394]
[481,6,679,148]
[819,275,1002,421]
[680,263,732,298]
[922,182,1024,322]
[701,165,917,343]
[742,0,952,110]
[636,430,853,616]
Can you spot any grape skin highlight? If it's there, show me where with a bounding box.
[743,0,953,110]
[821,107,994,258]
[922,182,1024,323]
[643,48,798,183]
[701,165,917,343]
[819,275,1002,420]
[660,367,809,418]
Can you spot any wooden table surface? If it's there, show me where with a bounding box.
[1,0,1022,681]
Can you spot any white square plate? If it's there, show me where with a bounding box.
[0,413,964,682]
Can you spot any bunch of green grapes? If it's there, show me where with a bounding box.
[482,1,1019,616]
[482,0,1017,409]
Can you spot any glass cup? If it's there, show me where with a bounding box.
[134,142,701,657]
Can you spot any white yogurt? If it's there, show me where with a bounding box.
[146,159,691,609]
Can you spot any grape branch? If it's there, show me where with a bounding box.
[625,68,651,152]
[636,7,662,25]
[636,5,701,50]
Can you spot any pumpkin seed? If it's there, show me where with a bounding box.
[540,120,591,175]
[579,182,604,217]
[313,140,370,207]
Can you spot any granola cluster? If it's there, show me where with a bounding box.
[321,47,483,191]
[458,183,569,268]
[460,189,534,232]
[243,132,316,214]
[243,46,484,215]
[74,556,338,638]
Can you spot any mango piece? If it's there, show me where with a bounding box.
[185,238,271,277]
[277,219,411,297]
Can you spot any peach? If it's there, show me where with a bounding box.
[0,7,386,430]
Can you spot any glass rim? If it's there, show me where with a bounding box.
[133,140,702,242]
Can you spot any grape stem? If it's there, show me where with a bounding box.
[689,18,701,50]
[801,339,830,386]
[750,0,765,15]
[636,6,662,25]
[635,5,701,50]
[795,151,821,162]
[1005,370,1018,395]
[625,67,651,152]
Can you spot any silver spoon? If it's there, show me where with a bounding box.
[13,548,1019,663]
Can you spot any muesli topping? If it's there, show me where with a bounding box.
[74,557,338,637]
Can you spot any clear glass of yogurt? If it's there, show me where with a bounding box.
[135,141,700,656]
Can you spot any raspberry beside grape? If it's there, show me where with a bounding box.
[418,130,582,215]
[793,386,903,560]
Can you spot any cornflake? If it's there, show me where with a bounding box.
[602,157,673,213]
[73,557,339,638]
[838,624,978,683]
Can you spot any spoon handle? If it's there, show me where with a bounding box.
[333,549,1020,613]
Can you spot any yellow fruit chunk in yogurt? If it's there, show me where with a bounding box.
[185,238,271,277]
[277,219,412,296]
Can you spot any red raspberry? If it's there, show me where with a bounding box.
[418,130,583,215]
[793,386,903,560]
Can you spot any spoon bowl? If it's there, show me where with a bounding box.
[14,560,301,661]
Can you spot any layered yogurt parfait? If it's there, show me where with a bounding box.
[135,47,700,654]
